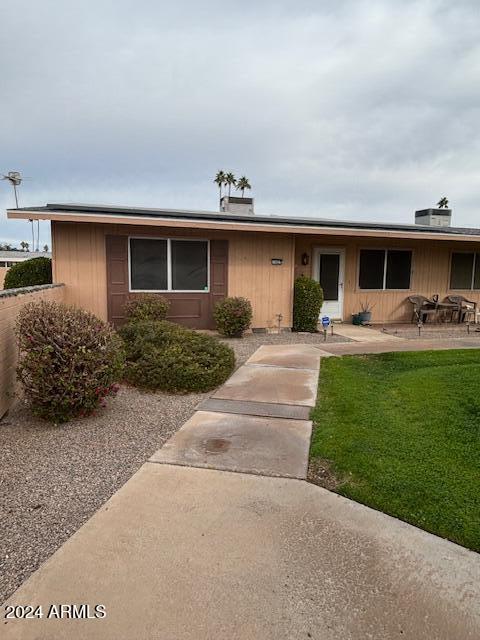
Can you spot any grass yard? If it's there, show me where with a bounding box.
[310,349,480,552]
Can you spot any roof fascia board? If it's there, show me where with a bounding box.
[7,209,480,243]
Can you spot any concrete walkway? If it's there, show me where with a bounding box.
[332,324,404,342]
[152,344,320,478]
[3,343,480,639]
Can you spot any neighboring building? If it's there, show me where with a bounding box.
[0,250,51,289]
[6,199,480,328]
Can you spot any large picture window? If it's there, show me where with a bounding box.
[450,252,480,290]
[129,238,209,292]
[359,249,412,290]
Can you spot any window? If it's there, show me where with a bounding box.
[129,237,209,292]
[450,252,480,290]
[359,249,412,290]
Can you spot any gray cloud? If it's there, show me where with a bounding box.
[1,0,479,244]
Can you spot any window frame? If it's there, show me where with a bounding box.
[357,247,413,291]
[449,250,480,291]
[128,236,210,293]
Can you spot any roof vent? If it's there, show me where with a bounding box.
[220,196,254,216]
[415,208,451,227]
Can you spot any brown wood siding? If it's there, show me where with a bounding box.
[295,235,480,322]
[105,235,228,329]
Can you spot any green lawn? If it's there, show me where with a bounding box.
[310,349,480,551]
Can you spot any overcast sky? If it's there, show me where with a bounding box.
[1,0,479,246]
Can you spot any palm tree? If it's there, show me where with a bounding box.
[214,170,226,198]
[43,244,49,252]
[437,196,449,209]
[20,241,26,251]
[24,242,29,252]
[236,176,251,198]
[225,172,236,197]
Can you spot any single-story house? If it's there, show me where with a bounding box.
[0,250,51,289]
[7,198,480,329]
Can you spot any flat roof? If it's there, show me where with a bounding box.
[7,202,480,240]
[0,250,51,260]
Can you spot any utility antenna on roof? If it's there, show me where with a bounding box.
[2,171,22,207]
[1,170,37,250]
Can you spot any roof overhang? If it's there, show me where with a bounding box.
[7,206,480,243]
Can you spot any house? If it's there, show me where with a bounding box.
[6,198,480,328]
[0,250,51,289]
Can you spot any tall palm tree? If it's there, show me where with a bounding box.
[214,170,226,198]
[236,176,251,197]
[225,172,236,197]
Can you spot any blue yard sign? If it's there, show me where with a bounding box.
[321,316,330,328]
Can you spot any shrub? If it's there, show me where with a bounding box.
[124,294,170,323]
[4,257,52,289]
[293,276,324,332]
[213,297,253,337]
[120,320,235,393]
[16,301,124,423]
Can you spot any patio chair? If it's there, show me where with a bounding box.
[446,295,478,323]
[408,295,438,323]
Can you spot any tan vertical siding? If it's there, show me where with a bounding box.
[295,235,480,323]
[52,222,108,320]
[0,285,65,418]
[228,233,294,328]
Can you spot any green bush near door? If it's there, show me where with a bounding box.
[293,276,324,332]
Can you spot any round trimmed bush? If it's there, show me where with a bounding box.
[213,296,252,337]
[124,294,170,323]
[16,300,124,423]
[4,257,52,289]
[120,320,235,392]
[293,276,324,332]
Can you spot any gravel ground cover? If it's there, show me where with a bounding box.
[0,386,208,603]
[380,323,480,341]
[0,332,346,602]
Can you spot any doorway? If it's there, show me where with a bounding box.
[313,247,345,320]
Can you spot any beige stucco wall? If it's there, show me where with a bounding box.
[0,284,65,418]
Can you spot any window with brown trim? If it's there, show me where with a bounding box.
[450,252,480,290]
[129,237,209,292]
[359,249,412,290]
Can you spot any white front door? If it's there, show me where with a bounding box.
[313,247,345,320]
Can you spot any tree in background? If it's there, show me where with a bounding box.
[236,176,251,197]
[437,197,449,209]
[214,170,226,198]
[225,172,236,197]
[43,244,49,252]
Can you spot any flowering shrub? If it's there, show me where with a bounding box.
[120,320,235,392]
[213,297,253,337]
[124,294,170,323]
[16,301,124,423]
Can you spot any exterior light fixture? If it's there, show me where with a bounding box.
[301,253,309,266]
